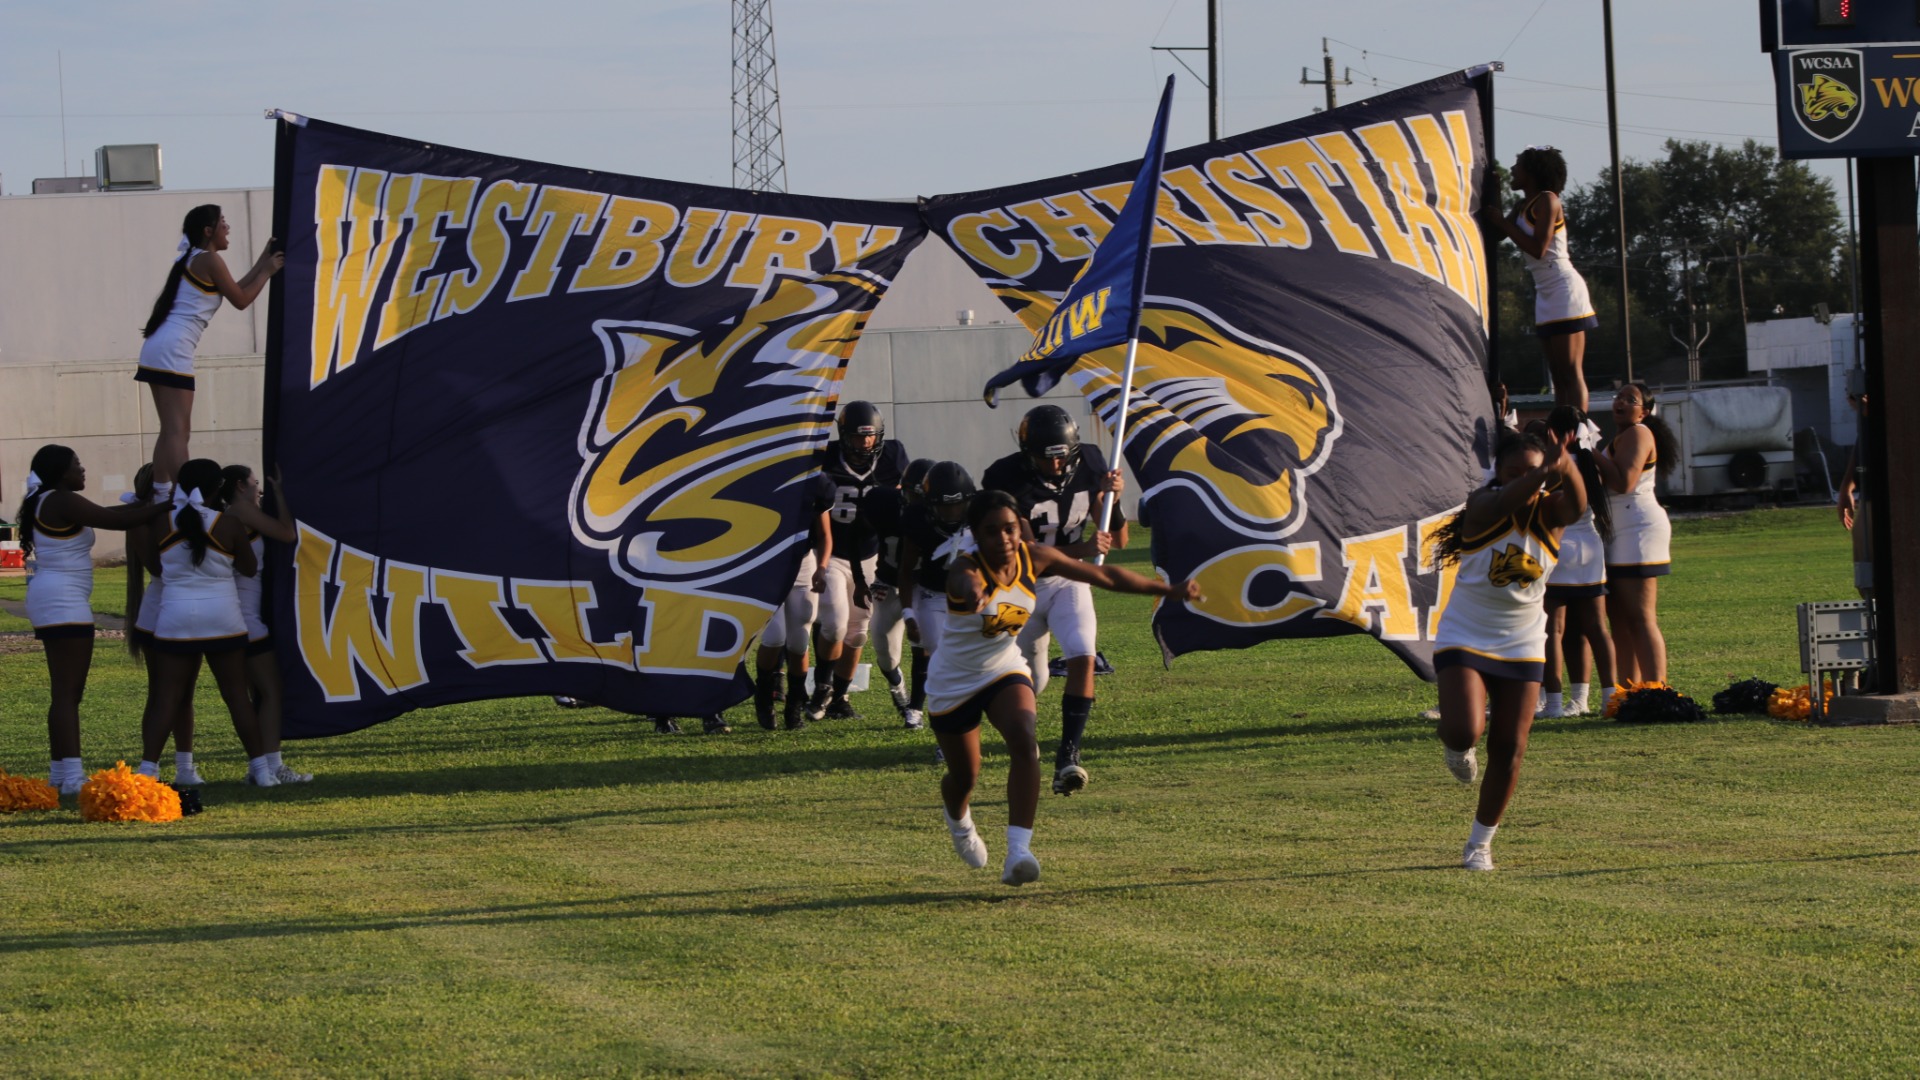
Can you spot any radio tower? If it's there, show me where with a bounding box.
[731,0,788,192]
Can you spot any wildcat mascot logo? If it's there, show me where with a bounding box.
[1007,293,1342,542]
[570,272,880,590]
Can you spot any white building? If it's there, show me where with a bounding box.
[0,186,1122,558]
[1744,313,1862,449]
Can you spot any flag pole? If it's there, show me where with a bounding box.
[1092,337,1139,567]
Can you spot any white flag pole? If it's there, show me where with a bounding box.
[1091,335,1141,567]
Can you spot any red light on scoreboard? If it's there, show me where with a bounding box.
[1816,0,1853,26]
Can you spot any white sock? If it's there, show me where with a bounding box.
[1601,685,1617,709]
[944,809,974,836]
[61,757,82,782]
[175,751,194,770]
[266,751,284,769]
[248,755,274,776]
[1468,819,1499,849]
[1006,825,1034,856]
[1569,683,1590,711]
[1542,692,1562,713]
[136,760,160,778]
[49,760,64,784]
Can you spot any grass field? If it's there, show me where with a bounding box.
[1,507,1915,1077]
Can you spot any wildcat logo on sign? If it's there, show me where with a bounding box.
[1791,50,1865,143]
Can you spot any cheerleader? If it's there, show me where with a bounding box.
[141,459,278,787]
[1537,408,1617,717]
[217,464,311,782]
[15,445,168,792]
[1490,146,1597,413]
[137,205,282,488]
[1432,432,1586,871]
[1594,382,1678,684]
[126,465,203,784]
[929,490,1195,886]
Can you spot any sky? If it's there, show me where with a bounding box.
[0,0,1851,207]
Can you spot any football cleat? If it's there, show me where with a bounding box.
[825,697,859,720]
[903,707,926,731]
[652,716,683,735]
[702,715,732,735]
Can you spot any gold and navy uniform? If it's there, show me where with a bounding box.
[153,506,249,654]
[820,439,909,562]
[1434,489,1561,683]
[982,444,1115,664]
[761,473,839,653]
[926,541,1039,731]
[24,512,96,640]
[1602,434,1671,579]
[1517,196,1598,338]
[136,248,223,391]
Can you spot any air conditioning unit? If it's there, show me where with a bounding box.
[1654,386,1795,497]
[95,144,162,190]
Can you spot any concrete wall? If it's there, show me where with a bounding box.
[0,187,1128,560]
[1745,313,1861,446]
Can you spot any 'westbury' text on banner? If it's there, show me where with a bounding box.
[922,71,1499,679]
[266,115,925,735]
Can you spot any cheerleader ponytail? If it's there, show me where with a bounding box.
[1546,406,1612,541]
[172,458,225,566]
[1624,381,1680,480]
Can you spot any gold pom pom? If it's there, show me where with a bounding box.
[0,769,60,813]
[78,762,183,823]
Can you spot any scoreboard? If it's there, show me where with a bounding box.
[1762,1,1920,156]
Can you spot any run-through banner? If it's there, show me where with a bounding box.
[265,115,925,735]
[923,71,1499,679]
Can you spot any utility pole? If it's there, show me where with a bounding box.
[731,0,788,192]
[1670,246,1711,384]
[1149,0,1221,139]
[1301,39,1352,113]
[1602,0,1633,382]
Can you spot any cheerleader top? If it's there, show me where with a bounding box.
[157,248,224,334]
[29,508,94,575]
[158,505,241,598]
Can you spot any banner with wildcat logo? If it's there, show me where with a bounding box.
[264,114,925,735]
[923,70,1499,679]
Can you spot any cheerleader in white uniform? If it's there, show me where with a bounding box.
[125,464,207,785]
[928,490,1196,886]
[142,459,279,787]
[1535,408,1618,718]
[15,445,167,792]
[218,464,310,783]
[1432,432,1586,871]
[1491,146,1598,413]
[1596,382,1679,684]
[136,205,282,489]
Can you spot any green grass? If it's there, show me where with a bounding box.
[2,508,1915,1077]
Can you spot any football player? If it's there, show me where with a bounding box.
[860,457,933,728]
[980,404,1125,796]
[754,471,836,730]
[897,461,977,728]
[811,400,910,720]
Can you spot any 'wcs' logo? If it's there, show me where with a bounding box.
[1053,296,1341,541]
[569,273,882,590]
[1487,543,1545,588]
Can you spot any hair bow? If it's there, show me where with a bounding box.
[119,492,141,505]
[171,486,207,512]
[177,236,191,257]
[24,470,45,499]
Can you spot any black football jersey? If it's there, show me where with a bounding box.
[980,443,1117,548]
[901,503,970,593]
[859,486,910,583]
[820,439,909,560]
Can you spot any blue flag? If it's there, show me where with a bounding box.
[981,76,1174,406]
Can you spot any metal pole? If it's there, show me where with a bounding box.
[1092,337,1142,567]
[1206,0,1220,140]
[1602,0,1633,384]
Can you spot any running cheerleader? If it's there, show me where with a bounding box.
[1594,382,1678,683]
[1432,431,1586,871]
[929,490,1196,886]
[137,205,282,487]
[142,459,278,786]
[16,445,168,792]
[1537,407,1618,718]
[1490,146,1597,413]
[218,464,311,782]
